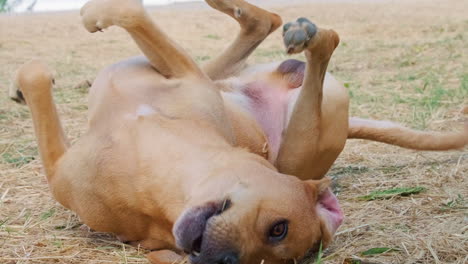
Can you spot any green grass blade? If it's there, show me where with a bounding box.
[314,241,323,264]
[359,186,426,201]
[361,247,400,256]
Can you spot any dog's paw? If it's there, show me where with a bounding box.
[80,0,144,33]
[282,17,317,54]
[206,0,282,35]
[283,18,340,60]
[9,60,55,105]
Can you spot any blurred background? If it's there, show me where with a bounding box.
[0,0,382,12]
[1,0,201,12]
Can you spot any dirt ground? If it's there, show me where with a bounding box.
[0,0,467,263]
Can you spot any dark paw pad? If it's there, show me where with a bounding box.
[282,17,317,54]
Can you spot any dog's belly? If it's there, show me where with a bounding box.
[244,82,293,162]
[223,81,296,162]
[87,56,236,143]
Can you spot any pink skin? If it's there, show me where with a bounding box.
[317,188,344,234]
[242,81,289,162]
[239,59,307,162]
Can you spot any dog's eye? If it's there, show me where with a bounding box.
[268,220,288,243]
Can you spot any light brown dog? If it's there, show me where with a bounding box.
[9,0,467,263]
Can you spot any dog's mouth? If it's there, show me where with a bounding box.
[173,199,232,258]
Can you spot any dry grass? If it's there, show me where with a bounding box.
[0,0,467,263]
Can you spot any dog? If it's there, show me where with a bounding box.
[9,0,467,263]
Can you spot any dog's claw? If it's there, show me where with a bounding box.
[282,17,318,54]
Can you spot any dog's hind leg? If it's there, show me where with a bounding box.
[202,0,282,80]
[81,0,204,79]
[275,19,347,180]
[9,60,69,179]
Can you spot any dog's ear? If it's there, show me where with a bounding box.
[303,177,344,241]
[303,177,331,199]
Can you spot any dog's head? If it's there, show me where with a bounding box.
[173,165,343,264]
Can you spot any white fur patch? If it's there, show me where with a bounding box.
[136,104,156,117]
[123,104,157,120]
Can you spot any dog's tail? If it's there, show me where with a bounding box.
[348,117,468,150]
[9,60,69,180]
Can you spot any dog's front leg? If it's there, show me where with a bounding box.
[275,19,345,180]
[10,60,69,179]
[202,0,282,80]
[80,0,204,79]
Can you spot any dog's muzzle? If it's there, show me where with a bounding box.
[173,199,239,264]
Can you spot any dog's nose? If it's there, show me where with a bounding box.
[218,253,239,264]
